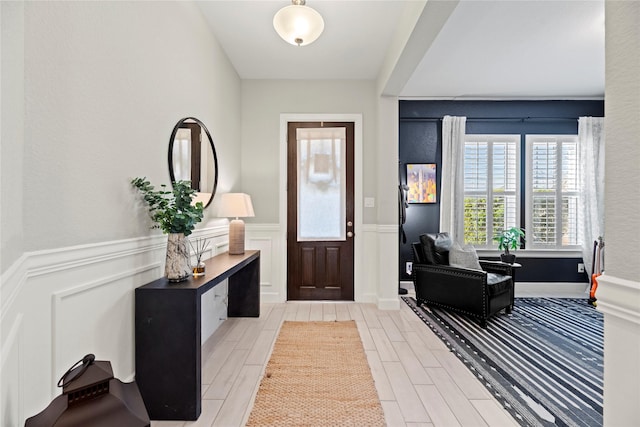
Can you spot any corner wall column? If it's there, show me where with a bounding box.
[599,1,640,425]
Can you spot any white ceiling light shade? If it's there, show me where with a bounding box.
[273,0,324,46]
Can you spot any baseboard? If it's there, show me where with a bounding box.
[400,281,414,293]
[377,297,400,310]
[515,282,589,297]
[403,279,589,298]
[260,291,286,304]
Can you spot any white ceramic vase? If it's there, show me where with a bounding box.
[165,233,191,282]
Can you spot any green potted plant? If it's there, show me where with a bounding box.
[132,177,204,282]
[494,227,525,264]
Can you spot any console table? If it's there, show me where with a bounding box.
[135,250,260,421]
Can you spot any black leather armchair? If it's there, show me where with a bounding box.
[411,235,514,328]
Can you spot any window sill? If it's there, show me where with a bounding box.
[476,249,583,258]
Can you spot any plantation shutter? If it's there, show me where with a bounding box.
[526,135,580,248]
[463,135,520,247]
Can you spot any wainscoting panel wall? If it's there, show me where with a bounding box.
[375,225,401,310]
[1,314,23,427]
[246,224,280,302]
[360,225,380,304]
[0,225,229,424]
[51,263,161,395]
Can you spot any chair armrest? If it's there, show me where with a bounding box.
[479,260,513,276]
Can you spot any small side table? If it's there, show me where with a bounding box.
[507,262,522,280]
[505,262,522,310]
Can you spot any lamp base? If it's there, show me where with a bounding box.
[228,219,246,255]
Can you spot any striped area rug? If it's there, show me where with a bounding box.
[402,297,603,427]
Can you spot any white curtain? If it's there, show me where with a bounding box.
[440,116,467,242]
[579,117,605,278]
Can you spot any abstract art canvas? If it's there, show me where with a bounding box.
[406,163,437,203]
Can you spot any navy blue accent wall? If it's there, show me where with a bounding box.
[399,100,604,283]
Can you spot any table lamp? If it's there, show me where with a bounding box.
[218,193,255,255]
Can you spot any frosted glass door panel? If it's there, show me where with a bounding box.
[297,127,346,241]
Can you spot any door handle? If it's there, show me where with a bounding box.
[347,231,354,238]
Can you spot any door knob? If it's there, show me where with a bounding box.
[347,231,354,238]
[347,221,353,227]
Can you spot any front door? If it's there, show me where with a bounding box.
[287,122,355,301]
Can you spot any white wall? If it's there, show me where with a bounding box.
[241,79,379,224]
[1,0,25,272]
[376,96,401,306]
[598,1,640,425]
[1,1,241,424]
[22,1,240,252]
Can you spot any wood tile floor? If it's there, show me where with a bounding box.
[150,299,518,427]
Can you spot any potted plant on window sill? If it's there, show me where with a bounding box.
[494,227,525,264]
[132,177,204,282]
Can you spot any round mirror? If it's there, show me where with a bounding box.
[168,117,218,208]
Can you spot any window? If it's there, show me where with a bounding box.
[526,135,580,249]
[463,135,520,248]
[462,133,580,251]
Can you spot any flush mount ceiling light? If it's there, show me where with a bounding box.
[273,0,324,47]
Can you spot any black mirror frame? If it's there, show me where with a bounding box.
[168,117,219,208]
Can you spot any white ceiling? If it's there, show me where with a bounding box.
[197,0,605,99]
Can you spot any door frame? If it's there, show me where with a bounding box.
[279,114,363,302]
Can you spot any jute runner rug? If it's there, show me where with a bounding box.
[246,321,386,426]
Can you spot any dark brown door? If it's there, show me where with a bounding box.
[287,122,355,301]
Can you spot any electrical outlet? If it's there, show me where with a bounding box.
[406,262,413,275]
[578,263,585,273]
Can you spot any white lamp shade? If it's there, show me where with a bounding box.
[273,3,324,46]
[218,193,255,218]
